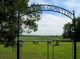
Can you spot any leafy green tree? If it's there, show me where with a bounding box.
[63,22,73,39]
[63,17,80,40]
[75,17,80,40]
[0,0,42,47]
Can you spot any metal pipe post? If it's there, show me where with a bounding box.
[73,10,77,59]
[17,13,20,59]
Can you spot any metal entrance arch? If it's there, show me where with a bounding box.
[29,4,74,20]
[28,4,76,59]
[17,4,76,59]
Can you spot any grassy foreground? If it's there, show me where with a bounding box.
[0,36,80,59]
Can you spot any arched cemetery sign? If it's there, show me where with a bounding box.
[29,4,74,20]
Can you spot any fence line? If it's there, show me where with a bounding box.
[0,40,80,59]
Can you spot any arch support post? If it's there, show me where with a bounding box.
[73,10,77,59]
[17,13,20,59]
[74,41,77,59]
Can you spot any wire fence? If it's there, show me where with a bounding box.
[0,40,80,59]
[20,40,73,59]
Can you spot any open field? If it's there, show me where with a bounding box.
[19,36,63,41]
[0,36,80,59]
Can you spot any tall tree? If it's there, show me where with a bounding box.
[0,0,42,47]
[63,22,73,39]
[63,16,80,41]
[75,17,80,40]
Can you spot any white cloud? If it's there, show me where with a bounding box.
[28,0,47,5]
[64,0,80,8]
[24,13,72,35]
[45,0,66,5]
[63,0,80,16]
[38,14,71,27]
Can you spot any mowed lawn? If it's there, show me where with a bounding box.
[0,36,80,59]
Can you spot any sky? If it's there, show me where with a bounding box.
[23,0,80,36]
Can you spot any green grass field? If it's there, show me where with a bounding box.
[0,36,80,59]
